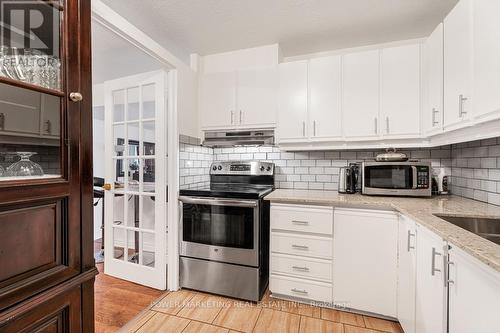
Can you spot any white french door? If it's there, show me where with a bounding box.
[103,71,168,290]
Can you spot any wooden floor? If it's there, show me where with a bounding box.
[118,289,404,333]
[94,240,163,333]
[94,241,403,333]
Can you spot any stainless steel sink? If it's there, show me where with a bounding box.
[434,215,500,245]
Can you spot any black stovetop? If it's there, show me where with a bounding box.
[179,183,274,199]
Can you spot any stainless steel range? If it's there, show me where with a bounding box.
[178,161,275,301]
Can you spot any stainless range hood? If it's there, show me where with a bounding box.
[202,129,274,148]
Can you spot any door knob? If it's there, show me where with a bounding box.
[69,92,83,102]
[103,183,112,191]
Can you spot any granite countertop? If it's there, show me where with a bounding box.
[265,189,500,273]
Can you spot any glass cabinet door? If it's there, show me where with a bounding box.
[0,1,63,181]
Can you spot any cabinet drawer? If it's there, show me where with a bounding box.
[270,275,332,303]
[271,254,332,282]
[271,204,333,234]
[271,233,332,259]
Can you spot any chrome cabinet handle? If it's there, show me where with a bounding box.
[374,118,378,134]
[386,116,389,134]
[292,266,310,272]
[302,121,306,137]
[69,92,83,102]
[407,230,416,252]
[230,111,234,125]
[431,247,442,276]
[0,113,4,130]
[432,108,439,126]
[292,244,309,250]
[292,220,309,225]
[44,120,51,134]
[239,110,243,124]
[459,94,468,117]
[313,120,316,136]
[447,260,455,285]
[291,288,308,295]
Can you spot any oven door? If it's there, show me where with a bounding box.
[179,196,259,267]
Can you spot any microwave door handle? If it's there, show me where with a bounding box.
[178,196,258,208]
[411,166,418,189]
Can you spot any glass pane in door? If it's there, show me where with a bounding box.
[0,83,61,181]
[142,84,155,119]
[0,1,62,91]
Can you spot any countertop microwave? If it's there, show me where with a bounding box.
[362,161,432,197]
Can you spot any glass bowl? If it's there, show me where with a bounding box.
[5,152,44,177]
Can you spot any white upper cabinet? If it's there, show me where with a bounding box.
[472,0,500,122]
[0,83,41,136]
[199,67,277,130]
[199,72,237,129]
[278,61,308,141]
[236,66,277,128]
[415,224,447,333]
[308,56,342,140]
[448,245,500,333]
[380,44,421,137]
[423,23,444,134]
[397,215,417,333]
[342,49,380,139]
[443,0,473,129]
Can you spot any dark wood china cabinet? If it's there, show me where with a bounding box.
[0,0,95,332]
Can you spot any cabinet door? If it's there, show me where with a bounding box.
[277,61,308,141]
[380,44,421,137]
[237,67,277,128]
[473,0,500,121]
[342,50,380,139]
[0,83,40,135]
[415,224,447,333]
[199,72,236,129]
[448,246,500,333]
[423,23,444,133]
[333,209,398,317]
[41,94,61,137]
[397,216,417,333]
[309,56,342,139]
[444,0,473,129]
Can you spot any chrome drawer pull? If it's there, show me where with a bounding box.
[291,288,308,295]
[291,244,309,250]
[292,266,310,272]
[292,220,309,225]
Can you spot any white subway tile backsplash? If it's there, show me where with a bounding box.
[451,138,500,206]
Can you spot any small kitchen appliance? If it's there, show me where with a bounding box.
[338,163,361,194]
[432,167,449,195]
[362,161,432,197]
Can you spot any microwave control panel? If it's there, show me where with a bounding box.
[416,166,430,188]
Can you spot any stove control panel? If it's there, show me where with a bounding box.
[210,161,274,176]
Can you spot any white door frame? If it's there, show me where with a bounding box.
[92,0,180,290]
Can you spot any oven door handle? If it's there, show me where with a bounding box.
[178,196,258,208]
[411,166,418,189]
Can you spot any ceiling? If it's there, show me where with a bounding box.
[91,22,164,84]
[100,0,458,61]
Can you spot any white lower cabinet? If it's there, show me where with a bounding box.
[448,245,500,333]
[397,215,417,333]
[333,208,398,317]
[415,224,447,333]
